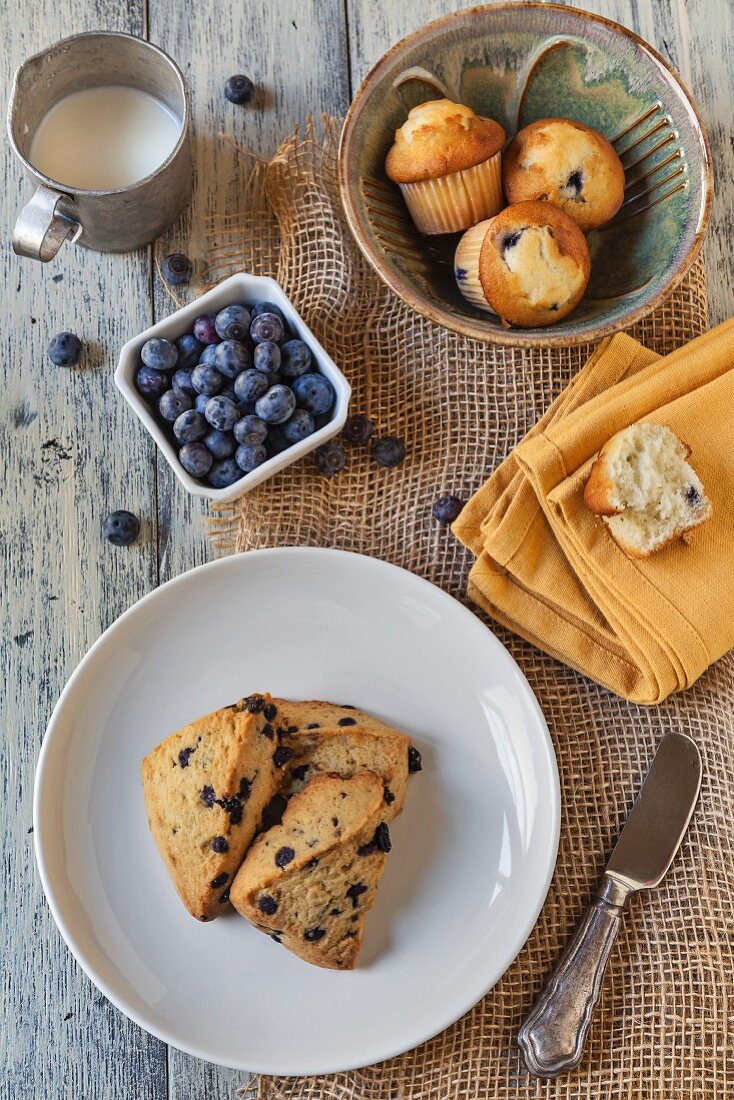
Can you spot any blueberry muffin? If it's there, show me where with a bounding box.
[141,694,280,921]
[502,118,624,233]
[584,423,712,557]
[385,98,506,234]
[230,772,390,969]
[476,201,591,327]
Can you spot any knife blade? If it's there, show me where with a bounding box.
[518,733,701,1078]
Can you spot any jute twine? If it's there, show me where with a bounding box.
[202,118,733,1099]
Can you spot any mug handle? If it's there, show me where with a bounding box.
[391,66,452,108]
[12,184,82,262]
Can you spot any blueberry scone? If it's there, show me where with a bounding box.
[230,772,391,969]
[584,423,712,557]
[141,693,281,921]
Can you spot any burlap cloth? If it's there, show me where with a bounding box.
[201,120,733,1099]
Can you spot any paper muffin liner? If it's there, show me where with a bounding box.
[454,218,495,312]
[399,152,503,236]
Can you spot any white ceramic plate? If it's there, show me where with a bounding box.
[34,548,559,1075]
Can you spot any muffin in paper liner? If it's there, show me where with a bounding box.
[398,152,503,235]
[454,217,496,312]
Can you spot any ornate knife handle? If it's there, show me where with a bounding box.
[518,875,632,1078]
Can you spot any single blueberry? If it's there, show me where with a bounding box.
[280,339,312,379]
[282,408,315,443]
[173,409,207,443]
[158,389,192,422]
[234,368,269,404]
[345,883,368,908]
[253,341,281,375]
[244,694,265,712]
[291,372,335,416]
[251,301,286,323]
[141,337,178,372]
[275,846,295,868]
[48,331,82,367]
[135,365,169,399]
[263,702,277,721]
[225,74,255,105]
[502,230,522,254]
[408,745,422,773]
[204,429,237,459]
[215,339,252,378]
[200,785,216,807]
[372,436,405,468]
[273,745,294,767]
[234,414,268,446]
[205,395,240,431]
[432,495,465,525]
[210,872,229,889]
[161,252,192,285]
[314,440,346,476]
[191,363,224,397]
[235,442,267,472]
[198,343,218,366]
[215,304,252,342]
[211,835,229,853]
[384,788,396,806]
[103,510,140,547]
[171,367,197,397]
[373,822,391,853]
[179,441,213,479]
[342,414,374,446]
[251,311,285,344]
[337,717,356,727]
[178,746,196,768]
[303,927,326,942]
[194,393,210,414]
[258,895,278,915]
[207,458,243,489]
[193,314,220,346]
[255,384,296,425]
[685,485,702,506]
[563,169,584,197]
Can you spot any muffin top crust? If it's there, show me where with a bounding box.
[385,98,506,184]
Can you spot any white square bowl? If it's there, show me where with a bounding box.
[115,273,351,502]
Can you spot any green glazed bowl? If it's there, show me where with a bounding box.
[339,2,712,347]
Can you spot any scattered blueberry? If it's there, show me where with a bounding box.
[207,458,242,489]
[103,510,140,547]
[201,785,216,807]
[178,746,196,768]
[432,495,465,525]
[173,409,207,443]
[215,304,252,341]
[234,368,269,404]
[502,230,522,254]
[199,343,218,366]
[204,429,237,459]
[205,395,240,431]
[234,414,268,445]
[372,436,405,468]
[253,340,281,375]
[280,339,312,378]
[384,788,396,805]
[314,440,346,476]
[235,442,267,472]
[408,745,422,773]
[258,895,278,915]
[179,442,213,478]
[342,414,374,446]
[193,314,220,345]
[282,408,315,443]
[225,74,255,105]
[244,694,265,712]
[158,389,192,421]
[191,363,223,397]
[273,745,294,767]
[255,384,296,425]
[161,252,192,285]
[211,835,229,853]
[275,846,295,869]
[171,367,197,397]
[210,872,229,889]
[304,927,326,942]
[251,301,286,323]
[685,485,702,505]
[346,883,368,908]
[136,365,169,398]
[562,169,584,197]
[215,339,251,378]
[373,822,391,853]
[48,331,82,367]
[141,337,178,371]
[291,764,309,782]
[291,373,335,416]
[251,311,285,344]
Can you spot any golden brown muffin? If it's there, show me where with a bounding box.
[502,118,624,233]
[478,201,591,328]
[385,98,506,234]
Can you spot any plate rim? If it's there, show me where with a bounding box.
[33,546,561,1074]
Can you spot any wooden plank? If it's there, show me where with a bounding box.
[146,2,351,1094]
[0,2,169,1097]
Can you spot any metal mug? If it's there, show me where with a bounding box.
[8,31,192,261]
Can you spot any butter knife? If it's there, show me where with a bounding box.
[518,732,701,1078]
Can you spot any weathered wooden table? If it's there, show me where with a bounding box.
[3,1,733,1096]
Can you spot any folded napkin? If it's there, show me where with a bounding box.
[453,320,734,704]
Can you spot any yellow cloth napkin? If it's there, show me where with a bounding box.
[453,320,734,704]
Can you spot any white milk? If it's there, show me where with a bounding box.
[29,85,181,190]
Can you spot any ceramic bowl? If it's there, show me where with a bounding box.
[115,273,351,502]
[339,2,712,348]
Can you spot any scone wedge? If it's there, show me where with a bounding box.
[141,693,280,921]
[230,771,390,969]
